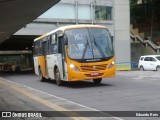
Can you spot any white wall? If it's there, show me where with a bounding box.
[39,3,76,19]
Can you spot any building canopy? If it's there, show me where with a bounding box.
[0,0,60,43]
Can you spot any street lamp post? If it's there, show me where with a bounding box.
[150,0,153,41]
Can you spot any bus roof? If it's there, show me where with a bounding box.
[34,24,107,41]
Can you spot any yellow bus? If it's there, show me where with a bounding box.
[33,25,115,86]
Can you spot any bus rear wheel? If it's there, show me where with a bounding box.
[55,68,63,86]
[93,78,102,85]
[39,68,45,82]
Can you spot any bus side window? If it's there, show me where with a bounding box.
[38,40,42,55]
[58,36,63,53]
[34,40,42,56]
[33,41,38,56]
[50,34,58,54]
[47,36,51,54]
[42,38,48,56]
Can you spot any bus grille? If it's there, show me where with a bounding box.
[80,64,107,72]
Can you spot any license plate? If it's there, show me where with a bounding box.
[91,72,99,76]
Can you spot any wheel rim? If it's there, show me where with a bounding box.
[56,72,60,81]
[157,66,160,71]
[39,69,42,79]
[39,69,44,81]
[55,69,61,85]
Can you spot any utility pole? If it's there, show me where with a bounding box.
[150,0,153,41]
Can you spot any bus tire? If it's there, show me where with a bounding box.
[39,68,45,82]
[93,78,102,85]
[55,68,63,86]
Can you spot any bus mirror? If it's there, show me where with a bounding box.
[57,31,64,37]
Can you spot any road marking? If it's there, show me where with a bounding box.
[0,78,123,120]
[133,76,147,80]
[0,80,89,120]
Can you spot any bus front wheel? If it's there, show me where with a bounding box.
[93,78,102,85]
[39,68,45,82]
[55,68,63,86]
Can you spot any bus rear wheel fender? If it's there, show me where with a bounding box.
[38,67,45,82]
[55,68,63,86]
[93,78,102,85]
[54,65,58,79]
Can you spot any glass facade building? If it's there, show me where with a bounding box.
[15,0,131,70]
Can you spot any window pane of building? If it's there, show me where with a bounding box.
[78,5,90,20]
[95,6,112,20]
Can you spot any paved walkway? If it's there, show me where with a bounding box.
[0,77,119,120]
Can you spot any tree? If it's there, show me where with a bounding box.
[130,0,160,25]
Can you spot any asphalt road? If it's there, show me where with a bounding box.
[1,71,160,120]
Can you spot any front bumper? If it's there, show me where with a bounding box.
[68,67,115,81]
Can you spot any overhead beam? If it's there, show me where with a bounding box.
[0,0,60,43]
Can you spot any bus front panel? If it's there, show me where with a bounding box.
[67,57,115,81]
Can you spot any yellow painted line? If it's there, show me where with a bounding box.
[0,80,90,120]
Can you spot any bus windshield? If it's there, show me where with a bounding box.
[65,28,114,61]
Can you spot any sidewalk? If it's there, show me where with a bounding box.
[0,78,55,120]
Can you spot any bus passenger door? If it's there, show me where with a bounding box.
[42,40,48,77]
[57,36,67,80]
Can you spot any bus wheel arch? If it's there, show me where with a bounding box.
[54,66,63,86]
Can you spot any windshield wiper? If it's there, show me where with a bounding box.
[93,35,106,58]
[82,36,90,59]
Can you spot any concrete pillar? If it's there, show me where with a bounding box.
[114,0,131,70]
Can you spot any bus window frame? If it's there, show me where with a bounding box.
[49,33,58,54]
[64,28,114,63]
[33,40,42,56]
[42,37,48,56]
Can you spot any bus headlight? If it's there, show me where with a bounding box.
[108,61,115,69]
[69,64,80,71]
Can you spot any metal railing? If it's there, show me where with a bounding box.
[130,32,160,53]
